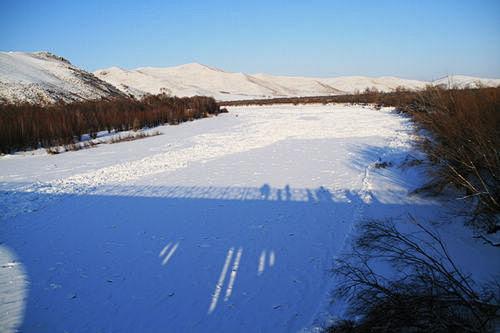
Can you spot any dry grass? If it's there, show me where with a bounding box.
[46,141,98,154]
[44,130,162,155]
[106,130,161,144]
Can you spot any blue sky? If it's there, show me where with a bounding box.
[1,0,499,80]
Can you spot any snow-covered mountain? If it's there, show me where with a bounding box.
[94,63,423,101]
[1,51,499,104]
[95,63,500,101]
[94,63,346,101]
[0,51,127,104]
[432,75,500,89]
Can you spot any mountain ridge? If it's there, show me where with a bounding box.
[1,51,499,104]
[95,64,500,101]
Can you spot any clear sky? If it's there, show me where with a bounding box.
[1,0,499,80]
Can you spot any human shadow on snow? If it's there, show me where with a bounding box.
[0,183,439,333]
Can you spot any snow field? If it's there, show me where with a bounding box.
[1,104,497,332]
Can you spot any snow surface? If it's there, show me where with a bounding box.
[94,63,500,101]
[1,104,498,332]
[0,52,125,104]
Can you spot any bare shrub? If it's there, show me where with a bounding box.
[45,146,61,155]
[374,161,392,169]
[403,88,500,233]
[106,131,161,144]
[329,219,499,333]
[45,141,98,154]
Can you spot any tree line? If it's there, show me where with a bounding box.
[0,94,226,153]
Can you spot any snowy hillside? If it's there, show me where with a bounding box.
[432,75,500,89]
[2,51,499,104]
[94,63,344,101]
[95,63,500,101]
[0,52,126,104]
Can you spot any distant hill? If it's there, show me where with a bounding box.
[431,75,500,89]
[0,51,127,104]
[1,51,499,104]
[95,63,500,101]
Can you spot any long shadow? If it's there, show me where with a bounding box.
[0,184,438,332]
